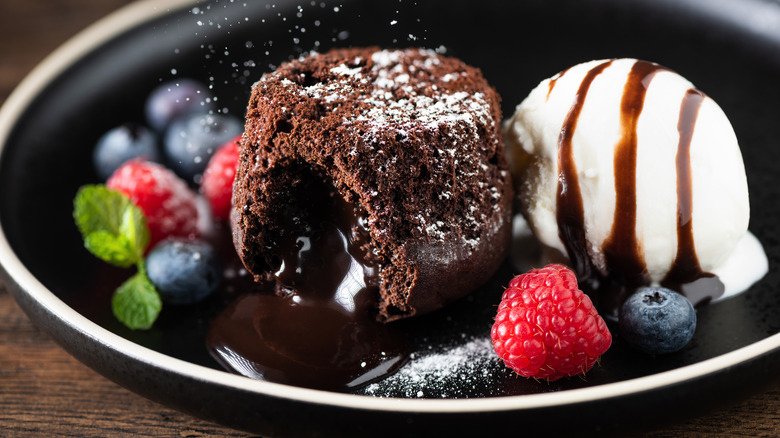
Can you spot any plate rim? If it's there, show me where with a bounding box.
[0,0,779,416]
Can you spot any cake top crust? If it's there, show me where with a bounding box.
[258,48,495,138]
[241,47,505,244]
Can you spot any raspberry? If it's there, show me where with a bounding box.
[200,134,241,221]
[107,159,200,248]
[491,264,612,381]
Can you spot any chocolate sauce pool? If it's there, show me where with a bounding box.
[207,184,409,391]
[553,60,724,314]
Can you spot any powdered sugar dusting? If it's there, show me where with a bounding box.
[330,63,363,77]
[370,49,404,68]
[356,50,492,134]
[360,336,501,398]
[260,48,494,138]
[252,48,507,249]
[356,91,489,131]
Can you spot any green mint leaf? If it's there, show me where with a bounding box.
[83,230,139,267]
[112,268,162,330]
[73,185,149,268]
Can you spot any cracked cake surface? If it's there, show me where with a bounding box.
[231,47,513,321]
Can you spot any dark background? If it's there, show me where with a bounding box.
[1,0,779,436]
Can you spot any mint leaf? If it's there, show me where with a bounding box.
[73,185,149,268]
[74,185,161,329]
[83,230,140,267]
[112,268,162,330]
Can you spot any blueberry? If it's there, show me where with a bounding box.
[163,113,243,183]
[145,238,223,305]
[93,123,160,180]
[145,78,214,132]
[619,287,696,354]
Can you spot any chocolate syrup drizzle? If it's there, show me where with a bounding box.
[601,61,666,288]
[665,89,705,282]
[546,74,561,100]
[661,89,724,303]
[552,60,724,313]
[555,60,613,288]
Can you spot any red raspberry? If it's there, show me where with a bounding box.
[491,264,612,381]
[107,159,200,248]
[200,134,241,221]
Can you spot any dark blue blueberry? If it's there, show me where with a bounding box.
[163,112,243,183]
[619,286,696,354]
[145,78,215,132]
[93,123,160,180]
[145,238,223,305]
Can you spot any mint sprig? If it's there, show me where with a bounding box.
[74,185,149,267]
[112,267,162,330]
[73,185,161,329]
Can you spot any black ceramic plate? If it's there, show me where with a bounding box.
[2,0,780,436]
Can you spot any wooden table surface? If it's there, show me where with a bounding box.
[1,1,779,437]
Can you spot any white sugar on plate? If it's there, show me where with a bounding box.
[362,335,499,398]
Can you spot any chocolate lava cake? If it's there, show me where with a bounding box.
[231,47,513,322]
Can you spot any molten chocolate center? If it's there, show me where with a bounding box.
[207,181,408,391]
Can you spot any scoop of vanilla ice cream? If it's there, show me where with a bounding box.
[505,58,751,289]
